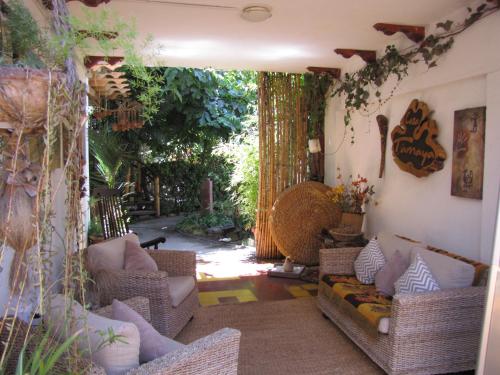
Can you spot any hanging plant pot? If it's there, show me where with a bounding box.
[340,212,365,233]
[0,67,63,136]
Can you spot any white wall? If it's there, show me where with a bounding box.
[325,6,500,263]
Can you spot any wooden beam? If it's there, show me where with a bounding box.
[334,49,376,63]
[373,23,425,43]
[306,67,341,79]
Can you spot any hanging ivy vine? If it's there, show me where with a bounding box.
[332,1,499,143]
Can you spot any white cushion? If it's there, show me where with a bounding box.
[377,232,422,265]
[354,238,386,284]
[169,276,196,307]
[87,233,140,272]
[410,247,475,289]
[45,294,140,375]
[378,317,390,334]
[395,254,440,294]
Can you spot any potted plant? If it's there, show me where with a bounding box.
[326,170,375,232]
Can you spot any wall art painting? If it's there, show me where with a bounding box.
[451,106,486,199]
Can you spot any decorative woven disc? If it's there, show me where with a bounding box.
[269,181,341,265]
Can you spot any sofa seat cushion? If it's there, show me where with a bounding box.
[45,294,140,375]
[169,276,196,307]
[426,245,489,286]
[377,232,422,265]
[411,247,474,290]
[321,274,392,334]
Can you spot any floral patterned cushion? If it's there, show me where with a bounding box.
[321,274,392,331]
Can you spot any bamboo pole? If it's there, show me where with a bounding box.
[255,72,309,260]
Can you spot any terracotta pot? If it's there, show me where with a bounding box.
[0,67,63,135]
[340,212,364,233]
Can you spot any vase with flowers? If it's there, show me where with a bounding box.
[326,170,375,232]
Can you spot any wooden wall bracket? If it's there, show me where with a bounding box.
[334,49,376,63]
[84,55,124,70]
[373,23,425,43]
[306,67,341,79]
[43,0,111,10]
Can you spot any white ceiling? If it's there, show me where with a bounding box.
[69,0,471,73]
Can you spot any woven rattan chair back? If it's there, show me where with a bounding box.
[94,186,130,240]
[269,181,341,265]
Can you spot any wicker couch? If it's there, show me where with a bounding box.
[318,241,488,375]
[0,296,240,375]
[95,297,241,375]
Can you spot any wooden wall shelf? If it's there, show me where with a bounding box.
[373,23,425,43]
[84,56,124,70]
[334,49,376,63]
[43,0,111,10]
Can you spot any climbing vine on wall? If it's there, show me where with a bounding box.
[332,1,499,142]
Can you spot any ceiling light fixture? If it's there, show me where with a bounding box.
[241,5,272,23]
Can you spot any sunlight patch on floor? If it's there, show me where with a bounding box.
[196,245,274,279]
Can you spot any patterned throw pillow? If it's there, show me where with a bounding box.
[395,253,440,294]
[354,238,386,284]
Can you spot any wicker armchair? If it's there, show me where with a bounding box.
[86,236,199,338]
[96,297,241,375]
[318,247,487,375]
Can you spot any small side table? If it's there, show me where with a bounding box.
[318,230,368,249]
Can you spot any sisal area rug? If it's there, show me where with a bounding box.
[176,297,383,375]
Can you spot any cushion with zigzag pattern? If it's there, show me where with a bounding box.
[354,238,386,284]
[395,253,440,294]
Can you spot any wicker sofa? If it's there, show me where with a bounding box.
[317,235,488,375]
[95,297,241,375]
[1,296,240,375]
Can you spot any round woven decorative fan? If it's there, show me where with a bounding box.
[269,181,341,265]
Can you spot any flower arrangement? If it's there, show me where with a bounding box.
[327,170,375,214]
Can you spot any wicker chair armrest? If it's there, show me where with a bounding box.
[127,328,241,375]
[94,296,151,322]
[147,250,196,277]
[390,286,486,335]
[319,247,362,277]
[94,270,170,307]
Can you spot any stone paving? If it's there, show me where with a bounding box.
[130,216,274,279]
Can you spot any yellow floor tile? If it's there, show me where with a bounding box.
[197,272,240,282]
[199,289,257,306]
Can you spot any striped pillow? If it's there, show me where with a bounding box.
[395,253,440,294]
[354,238,386,284]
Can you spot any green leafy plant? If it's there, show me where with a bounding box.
[0,0,46,67]
[303,73,334,138]
[332,1,498,142]
[89,128,131,188]
[176,211,234,236]
[10,329,82,375]
[0,1,163,121]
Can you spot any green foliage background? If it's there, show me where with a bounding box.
[90,67,259,228]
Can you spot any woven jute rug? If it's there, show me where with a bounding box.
[176,297,383,375]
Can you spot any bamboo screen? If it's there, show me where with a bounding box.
[255,72,308,259]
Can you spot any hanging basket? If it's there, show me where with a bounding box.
[0,67,63,135]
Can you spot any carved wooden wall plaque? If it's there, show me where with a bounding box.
[391,99,446,177]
